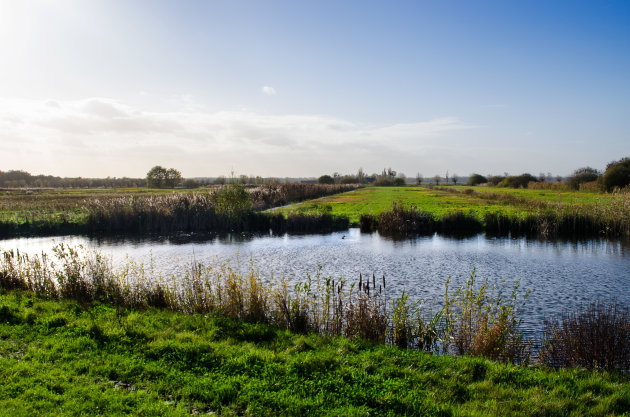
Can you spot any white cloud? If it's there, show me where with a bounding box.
[0,97,478,177]
[261,86,277,96]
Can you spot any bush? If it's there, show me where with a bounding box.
[568,167,599,190]
[318,175,334,184]
[212,183,252,219]
[497,174,538,189]
[374,177,406,186]
[487,175,505,186]
[467,174,488,186]
[444,270,529,363]
[601,157,630,192]
[540,301,630,373]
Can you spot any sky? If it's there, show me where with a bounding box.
[0,0,629,179]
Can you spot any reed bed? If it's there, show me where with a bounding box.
[6,244,626,373]
[360,203,483,238]
[540,301,630,373]
[249,183,360,210]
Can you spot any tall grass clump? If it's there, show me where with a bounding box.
[376,202,435,236]
[344,273,388,343]
[444,269,530,363]
[539,301,630,374]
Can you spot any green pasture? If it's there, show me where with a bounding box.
[1,291,628,416]
[272,186,614,224]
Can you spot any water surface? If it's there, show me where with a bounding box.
[3,229,629,335]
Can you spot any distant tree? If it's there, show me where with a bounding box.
[568,167,600,190]
[340,176,358,184]
[555,175,563,183]
[146,166,182,188]
[445,170,449,183]
[433,175,440,185]
[146,166,167,188]
[182,178,200,189]
[165,168,182,188]
[601,157,630,191]
[416,172,423,185]
[318,175,335,184]
[214,176,226,185]
[487,175,506,186]
[452,173,458,185]
[467,174,488,186]
[498,173,538,188]
[357,167,366,184]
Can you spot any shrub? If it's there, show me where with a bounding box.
[601,157,630,192]
[497,174,538,189]
[567,167,600,190]
[318,175,334,184]
[539,301,630,373]
[467,174,488,186]
[376,203,434,236]
[444,269,529,363]
[211,183,252,220]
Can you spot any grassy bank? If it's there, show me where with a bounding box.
[2,291,630,416]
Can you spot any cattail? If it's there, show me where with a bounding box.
[372,273,375,289]
[359,273,362,289]
[379,285,382,294]
[382,274,386,289]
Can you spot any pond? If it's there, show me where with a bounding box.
[2,228,629,336]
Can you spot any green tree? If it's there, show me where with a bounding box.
[318,175,335,184]
[601,157,630,191]
[467,174,488,186]
[165,168,182,188]
[146,166,167,188]
[568,167,599,190]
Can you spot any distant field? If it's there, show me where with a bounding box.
[272,185,613,224]
[0,187,205,227]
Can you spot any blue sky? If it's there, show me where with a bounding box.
[0,0,628,178]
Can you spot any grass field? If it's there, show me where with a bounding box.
[0,188,201,228]
[1,291,629,416]
[272,185,620,224]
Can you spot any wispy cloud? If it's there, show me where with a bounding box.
[261,86,277,96]
[0,97,477,177]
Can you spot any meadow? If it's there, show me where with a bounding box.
[274,185,630,239]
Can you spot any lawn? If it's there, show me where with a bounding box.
[272,185,617,224]
[1,291,628,416]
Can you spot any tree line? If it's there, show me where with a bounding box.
[0,170,146,189]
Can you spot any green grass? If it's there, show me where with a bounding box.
[1,291,629,416]
[273,185,620,225]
